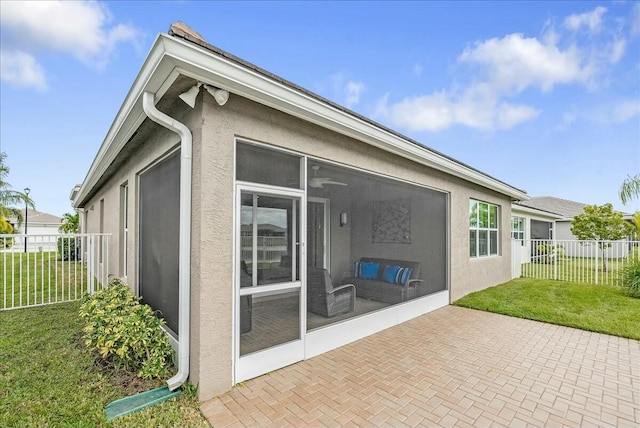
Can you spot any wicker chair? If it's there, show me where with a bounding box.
[307,269,355,318]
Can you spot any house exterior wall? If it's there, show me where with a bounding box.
[194,92,513,399]
[14,223,62,252]
[80,85,514,402]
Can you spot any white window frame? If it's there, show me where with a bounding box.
[511,216,525,241]
[120,183,129,278]
[470,199,500,258]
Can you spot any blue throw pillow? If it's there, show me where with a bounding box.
[395,267,413,285]
[381,265,413,285]
[356,262,379,280]
[382,265,400,284]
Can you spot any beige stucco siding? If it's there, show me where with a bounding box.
[194,92,512,399]
[81,85,513,402]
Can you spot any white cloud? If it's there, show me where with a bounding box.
[376,84,540,132]
[565,6,607,33]
[0,50,46,90]
[381,91,453,132]
[459,33,592,93]
[495,103,541,129]
[413,63,423,77]
[611,99,640,123]
[377,30,591,132]
[0,1,140,89]
[559,108,577,129]
[345,81,365,107]
[609,38,626,63]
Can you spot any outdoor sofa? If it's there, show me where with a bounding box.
[342,257,423,304]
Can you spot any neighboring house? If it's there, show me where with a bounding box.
[511,201,562,262]
[7,209,63,252]
[513,196,633,258]
[72,22,529,401]
[515,196,588,240]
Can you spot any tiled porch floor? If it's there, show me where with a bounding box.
[201,306,640,427]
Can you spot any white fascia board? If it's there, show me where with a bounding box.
[75,34,528,206]
[511,204,563,219]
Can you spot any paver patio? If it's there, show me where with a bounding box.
[201,306,640,427]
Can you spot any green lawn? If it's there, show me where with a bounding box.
[0,302,209,427]
[453,278,640,340]
[0,252,88,309]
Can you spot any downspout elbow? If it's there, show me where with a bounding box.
[142,91,192,391]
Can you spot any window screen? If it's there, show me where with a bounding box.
[139,151,180,335]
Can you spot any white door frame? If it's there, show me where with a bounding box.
[307,197,330,270]
[233,182,307,383]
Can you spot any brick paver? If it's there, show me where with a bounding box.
[201,306,640,427]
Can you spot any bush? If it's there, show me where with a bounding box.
[79,278,174,379]
[620,258,640,298]
[58,237,80,261]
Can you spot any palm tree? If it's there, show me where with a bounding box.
[59,212,79,233]
[620,174,640,205]
[0,152,35,227]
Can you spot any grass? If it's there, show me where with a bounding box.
[453,278,640,340]
[0,302,210,427]
[0,251,88,309]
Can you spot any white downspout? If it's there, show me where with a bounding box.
[142,91,191,391]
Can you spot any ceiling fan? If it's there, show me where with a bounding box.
[308,166,348,188]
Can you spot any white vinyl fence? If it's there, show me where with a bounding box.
[512,239,640,286]
[1,233,111,311]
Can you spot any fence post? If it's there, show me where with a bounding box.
[595,240,599,285]
[88,235,95,294]
[553,238,557,281]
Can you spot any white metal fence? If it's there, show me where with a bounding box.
[1,233,111,311]
[511,239,640,286]
[240,235,289,264]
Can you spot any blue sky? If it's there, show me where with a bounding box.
[1,1,639,218]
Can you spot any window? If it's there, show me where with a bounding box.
[470,200,499,258]
[139,151,180,335]
[511,216,525,241]
[236,141,301,189]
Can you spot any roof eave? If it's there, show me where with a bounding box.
[74,33,528,208]
[511,203,563,219]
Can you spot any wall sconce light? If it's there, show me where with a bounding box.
[204,85,229,106]
[178,83,202,108]
[179,82,230,108]
[340,212,348,227]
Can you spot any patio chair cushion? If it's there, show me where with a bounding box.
[355,261,379,280]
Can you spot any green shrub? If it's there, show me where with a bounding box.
[620,257,640,298]
[79,278,174,379]
[57,237,80,261]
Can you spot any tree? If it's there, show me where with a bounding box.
[59,212,79,233]
[631,212,640,240]
[0,152,34,227]
[619,174,640,205]
[570,203,634,272]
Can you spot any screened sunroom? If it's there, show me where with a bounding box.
[234,140,449,380]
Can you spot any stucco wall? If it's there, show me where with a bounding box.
[81,83,514,401]
[195,90,512,399]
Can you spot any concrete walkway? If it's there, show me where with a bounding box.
[201,306,640,427]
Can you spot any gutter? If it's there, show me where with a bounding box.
[141,91,191,391]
